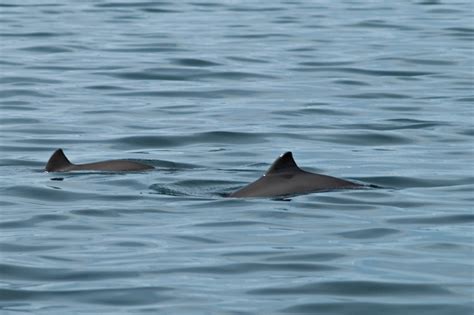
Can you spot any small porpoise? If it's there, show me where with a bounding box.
[230,152,362,198]
[45,149,154,172]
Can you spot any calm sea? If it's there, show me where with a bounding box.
[1,1,473,314]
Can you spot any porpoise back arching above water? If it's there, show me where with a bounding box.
[45,149,154,172]
[230,152,362,198]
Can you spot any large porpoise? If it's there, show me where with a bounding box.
[45,149,154,172]
[230,152,362,198]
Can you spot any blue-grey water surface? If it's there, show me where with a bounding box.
[1,1,473,314]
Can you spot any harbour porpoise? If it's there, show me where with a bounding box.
[230,152,362,198]
[45,149,154,172]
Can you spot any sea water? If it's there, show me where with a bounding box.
[0,1,473,314]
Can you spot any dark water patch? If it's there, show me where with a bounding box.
[0,213,69,229]
[318,132,413,146]
[115,131,266,148]
[2,185,120,203]
[418,242,471,251]
[174,235,221,244]
[273,16,299,24]
[0,100,31,106]
[102,45,186,53]
[170,58,221,67]
[0,32,72,38]
[457,128,474,136]
[287,46,317,52]
[0,264,138,281]
[0,76,61,85]
[112,241,149,247]
[298,61,354,67]
[102,68,209,81]
[27,65,100,71]
[390,57,457,66]
[382,105,422,112]
[71,209,121,218]
[0,60,21,66]
[221,250,276,258]
[111,89,260,98]
[201,71,276,80]
[53,224,101,231]
[444,27,474,38]
[165,262,337,274]
[283,302,472,315]
[228,6,284,12]
[20,45,73,53]
[291,66,434,77]
[295,107,351,116]
[0,118,40,124]
[342,119,448,131]
[84,85,130,91]
[456,97,474,103]
[264,252,346,262]
[193,220,263,228]
[0,89,52,98]
[190,2,224,8]
[0,3,60,7]
[103,68,273,81]
[149,184,190,197]
[250,280,451,296]
[225,33,291,39]
[341,92,411,99]
[349,20,417,31]
[227,56,270,64]
[95,1,172,8]
[0,286,173,305]
[333,79,370,86]
[0,243,60,252]
[141,8,180,13]
[428,8,464,14]
[336,228,400,239]
[417,0,442,4]
[387,214,474,225]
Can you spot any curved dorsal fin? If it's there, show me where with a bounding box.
[45,149,73,172]
[265,152,300,175]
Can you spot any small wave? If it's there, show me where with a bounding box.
[387,214,474,225]
[164,262,338,274]
[282,302,471,315]
[249,280,451,295]
[0,286,174,306]
[170,58,221,67]
[335,228,400,239]
[114,131,267,148]
[20,45,73,53]
[110,89,261,98]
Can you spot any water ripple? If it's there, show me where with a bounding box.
[165,262,337,274]
[335,228,400,239]
[291,66,435,77]
[283,302,472,315]
[0,287,174,306]
[115,131,267,148]
[387,214,474,225]
[249,280,452,296]
[110,89,261,98]
[0,264,138,281]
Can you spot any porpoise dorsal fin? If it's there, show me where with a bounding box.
[265,151,300,175]
[45,148,73,172]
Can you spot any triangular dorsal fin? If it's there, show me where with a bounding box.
[45,149,73,172]
[265,152,300,175]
